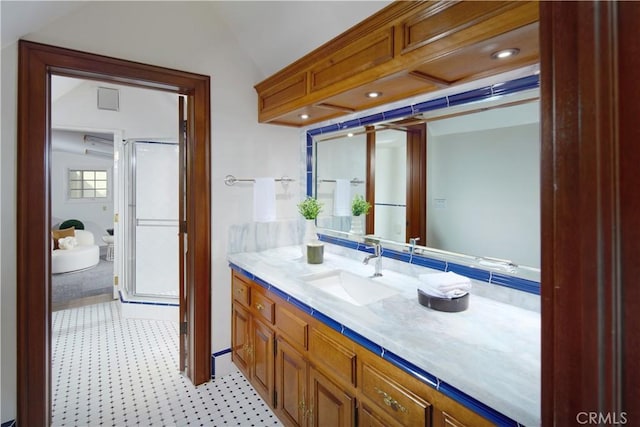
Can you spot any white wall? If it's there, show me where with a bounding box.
[51,131,115,232]
[52,78,178,140]
[1,41,19,424]
[426,123,540,268]
[1,2,300,422]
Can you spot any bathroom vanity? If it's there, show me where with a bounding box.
[228,245,540,426]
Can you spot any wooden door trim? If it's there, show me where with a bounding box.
[365,126,376,235]
[405,123,427,244]
[540,2,639,423]
[17,40,211,426]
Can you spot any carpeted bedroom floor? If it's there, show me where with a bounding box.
[52,257,115,311]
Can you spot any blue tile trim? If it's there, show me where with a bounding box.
[313,235,540,295]
[287,295,314,315]
[382,248,411,263]
[413,97,448,113]
[211,348,232,378]
[342,326,383,356]
[446,262,492,283]
[491,74,540,96]
[382,105,413,121]
[359,112,385,125]
[231,267,520,425]
[267,285,290,302]
[118,291,179,307]
[317,234,359,250]
[1,420,16,427]
[311,309,343,332]
[448,86,493,106]
[490,273,540,295]
[306,134,313,197]
[382,350,438,389]
[213,348,232,357]
[437,381,520,426]
[342,118,361,129]
[411,255,447,271]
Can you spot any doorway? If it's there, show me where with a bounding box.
[16,40,211,426]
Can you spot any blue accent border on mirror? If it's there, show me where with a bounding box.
[306,75,541,295]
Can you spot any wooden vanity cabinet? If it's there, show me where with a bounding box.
[230,270,494,427]
[231,271,275,405]
[275,336,309,426]
[309,366,356,427]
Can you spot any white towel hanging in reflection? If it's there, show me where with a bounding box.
[253,178,276,222]
[333,179,351,216]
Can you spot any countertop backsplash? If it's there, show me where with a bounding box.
[228,219,540,313]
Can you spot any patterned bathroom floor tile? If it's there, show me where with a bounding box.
[52,301,281,427]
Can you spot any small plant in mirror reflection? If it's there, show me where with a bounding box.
[351,195,371,216]
[298,197,323,220]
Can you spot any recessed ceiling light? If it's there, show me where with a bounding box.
[299,114,309,120]
[366,91,382,99]
[491,48,520,60]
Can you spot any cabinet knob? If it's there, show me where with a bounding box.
[375,387,407,413]
[235,287,244,294]
[255,303,265,311]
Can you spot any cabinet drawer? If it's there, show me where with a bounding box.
[231,272,251,307]
[361,362,432,427]
[276,305,308,350]
[252,291,275,324]
[309,328,356,387]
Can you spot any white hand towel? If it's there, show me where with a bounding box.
[418,271,472,298]
[253,178,276,222]
[333,179,351,216]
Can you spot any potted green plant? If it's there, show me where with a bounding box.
[351,195,371,216]
[350,195,371,234]
[298,197,324,261]
[297,196,323,220]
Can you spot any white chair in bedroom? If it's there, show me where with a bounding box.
[52,229,100,274]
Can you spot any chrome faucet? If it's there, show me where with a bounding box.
[363,241,383,277]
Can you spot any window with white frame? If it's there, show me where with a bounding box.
[68,169,109,199]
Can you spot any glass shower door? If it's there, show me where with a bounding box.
[128,140,179,299]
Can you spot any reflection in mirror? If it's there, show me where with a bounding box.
[374,128,407,242]
[313,86,540,273]
[315,133,367,232]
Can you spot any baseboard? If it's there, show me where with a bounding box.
[211,348,232,378]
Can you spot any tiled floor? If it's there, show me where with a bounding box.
[52,301,282,427]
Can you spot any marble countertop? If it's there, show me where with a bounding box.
[228,245,540,426]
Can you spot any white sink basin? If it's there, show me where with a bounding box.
[301,269,398,306]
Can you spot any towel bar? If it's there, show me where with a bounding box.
[224,174,295,186]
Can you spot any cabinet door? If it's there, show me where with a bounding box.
[231,303,251,378]
[252,317,275,405]
[359,404,399,427]
[360,361,431,426]
[433,410,468,427]
[276,336,308,427]
[309,366,355,427]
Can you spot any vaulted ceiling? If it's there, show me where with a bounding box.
[1,1,392,80]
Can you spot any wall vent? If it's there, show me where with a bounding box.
[97,87,119,111]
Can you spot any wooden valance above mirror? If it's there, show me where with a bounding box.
[254,1,539,127]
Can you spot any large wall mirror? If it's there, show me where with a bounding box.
[311,75,541,281]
